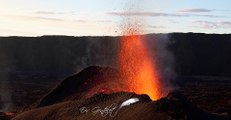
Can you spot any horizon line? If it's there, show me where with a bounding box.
[1,32,231,38]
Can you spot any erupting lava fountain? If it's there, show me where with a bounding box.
[118,26,162,100]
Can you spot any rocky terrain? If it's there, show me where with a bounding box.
[12,92,231,120]
[8,66,231,120]
[1,33,231,119]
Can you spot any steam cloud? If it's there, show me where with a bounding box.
[70,37,119,72]
[0,48,13,111]
[145,34,176,93]
[0,75,12,111]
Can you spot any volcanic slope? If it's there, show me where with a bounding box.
[13,91,231,120]
[37,66,128,107]
[12,66,231,120]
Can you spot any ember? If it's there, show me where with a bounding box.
[118,27,162,100]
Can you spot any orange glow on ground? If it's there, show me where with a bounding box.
[119,29,161,100]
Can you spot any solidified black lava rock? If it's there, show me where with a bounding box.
[24,66,230,120]
[156,92,231,120]
[37,66,124,107]
[13,92,231,120]
[0,112,10,120]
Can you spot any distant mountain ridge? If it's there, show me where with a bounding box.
[0,33,231,81]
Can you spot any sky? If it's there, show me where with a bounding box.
[0,0,231,36]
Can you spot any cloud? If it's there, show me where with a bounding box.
[74,20,87,23]
[4,15,66,23]
[107,11,223,18]
[193,20,231,29]
[97,20,112,23]
[178,8,229,13]
[195,14,222,18]
[74,19,112,23]
[107,12,186,17]
[14,15,112,24]
[34,11,64,15]
[148,25,165,29]
[21,16,65,21]
[178,8,213,13]
[168,19,179,24]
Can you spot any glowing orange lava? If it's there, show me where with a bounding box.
[119,29,161,100]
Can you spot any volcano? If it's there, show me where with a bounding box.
[10,66,231,120]
[37,66,128,107]
[13,92,231,120]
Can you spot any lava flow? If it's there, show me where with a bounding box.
[118,28,161,100]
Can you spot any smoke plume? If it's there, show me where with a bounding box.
[145,34,176,93]
[0,48,13,111]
